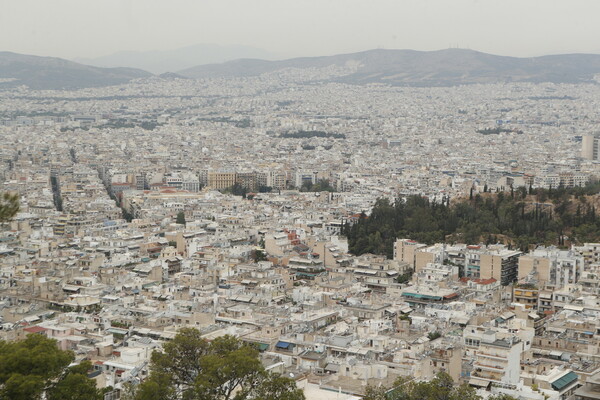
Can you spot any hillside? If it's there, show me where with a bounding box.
[343,184,600,259]
[179,48,600,86]
[75,43,276,74]
[0,52,152,90]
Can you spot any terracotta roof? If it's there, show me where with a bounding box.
[24,326,48,333]
[473,278,497,285]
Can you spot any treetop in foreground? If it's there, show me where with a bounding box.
[131,328,305,400]
[363,372,517,400]
[0,334,103,400]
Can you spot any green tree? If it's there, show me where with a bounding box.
[47,362,102,400]
[252,249,267,263]
[0,193,19,223]
[0,334,101,400]
[223,183,247,197]
[250,374,306,400]
[363,384,389,400]
[135,329,304,400]
[299,179,336,193]
[364,372,501,400]
[397,269,413,284]
[176,211,186,226]
[345,185,600,266]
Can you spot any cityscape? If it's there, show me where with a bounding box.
[2,2,600,400]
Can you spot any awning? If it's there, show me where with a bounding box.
[469,378,491,388]
[355,269,377,275]
[276,341,291,349]
[325,363,340,372]
[551,371,578,391]
[564,305,584,312]
[257,343,269,351]
[451,316,470,325]
[107,328,128,335]
[500,312,515,320]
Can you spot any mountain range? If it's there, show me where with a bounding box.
[0,51,151,90]
[75,44,276,74]
[178,48,600,86]
[3,48,600,90]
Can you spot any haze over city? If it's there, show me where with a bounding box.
[2,0,600,60]
[3,2,600,400]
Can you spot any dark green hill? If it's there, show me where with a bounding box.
[344,184,600,258]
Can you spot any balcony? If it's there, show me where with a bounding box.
[477,352,507,361]
[474,362,504,372]
[471,368,503,382]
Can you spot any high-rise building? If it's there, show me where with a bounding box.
[480,249,521,286]
[581,133,600,160]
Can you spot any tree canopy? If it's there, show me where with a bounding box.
[0,334,103,400]
[222,183,248,198]
[300,179,336,193]
[344,184,600,258]
[176,211,186,226]
[132,329,305,400]
[363,372,516,400]
[0,192,19,223]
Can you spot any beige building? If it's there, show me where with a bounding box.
[518,255,551,283]
[479,249,521,286]
[207,171,237,190]
[518,248,583,288]
[236,172,257,191]
[393,239,427,270]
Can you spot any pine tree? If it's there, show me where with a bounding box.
[0,193,19,223]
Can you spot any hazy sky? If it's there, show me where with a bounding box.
[2,0,600,59]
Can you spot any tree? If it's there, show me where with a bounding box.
[397,269,413,284]
[364,372,512,400]
[0,334,102,400]
[223,183,247,198]
[345,185,600,262]
[252,248,267,263]
[134,329,304,400]
[176,211,186,226]
[0,192,19,223]
[300,179,336,193]
[47,362,103,400]
[250,375,305,400]
[363,384,389,400]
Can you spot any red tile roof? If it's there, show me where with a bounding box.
[24,326,48,333]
